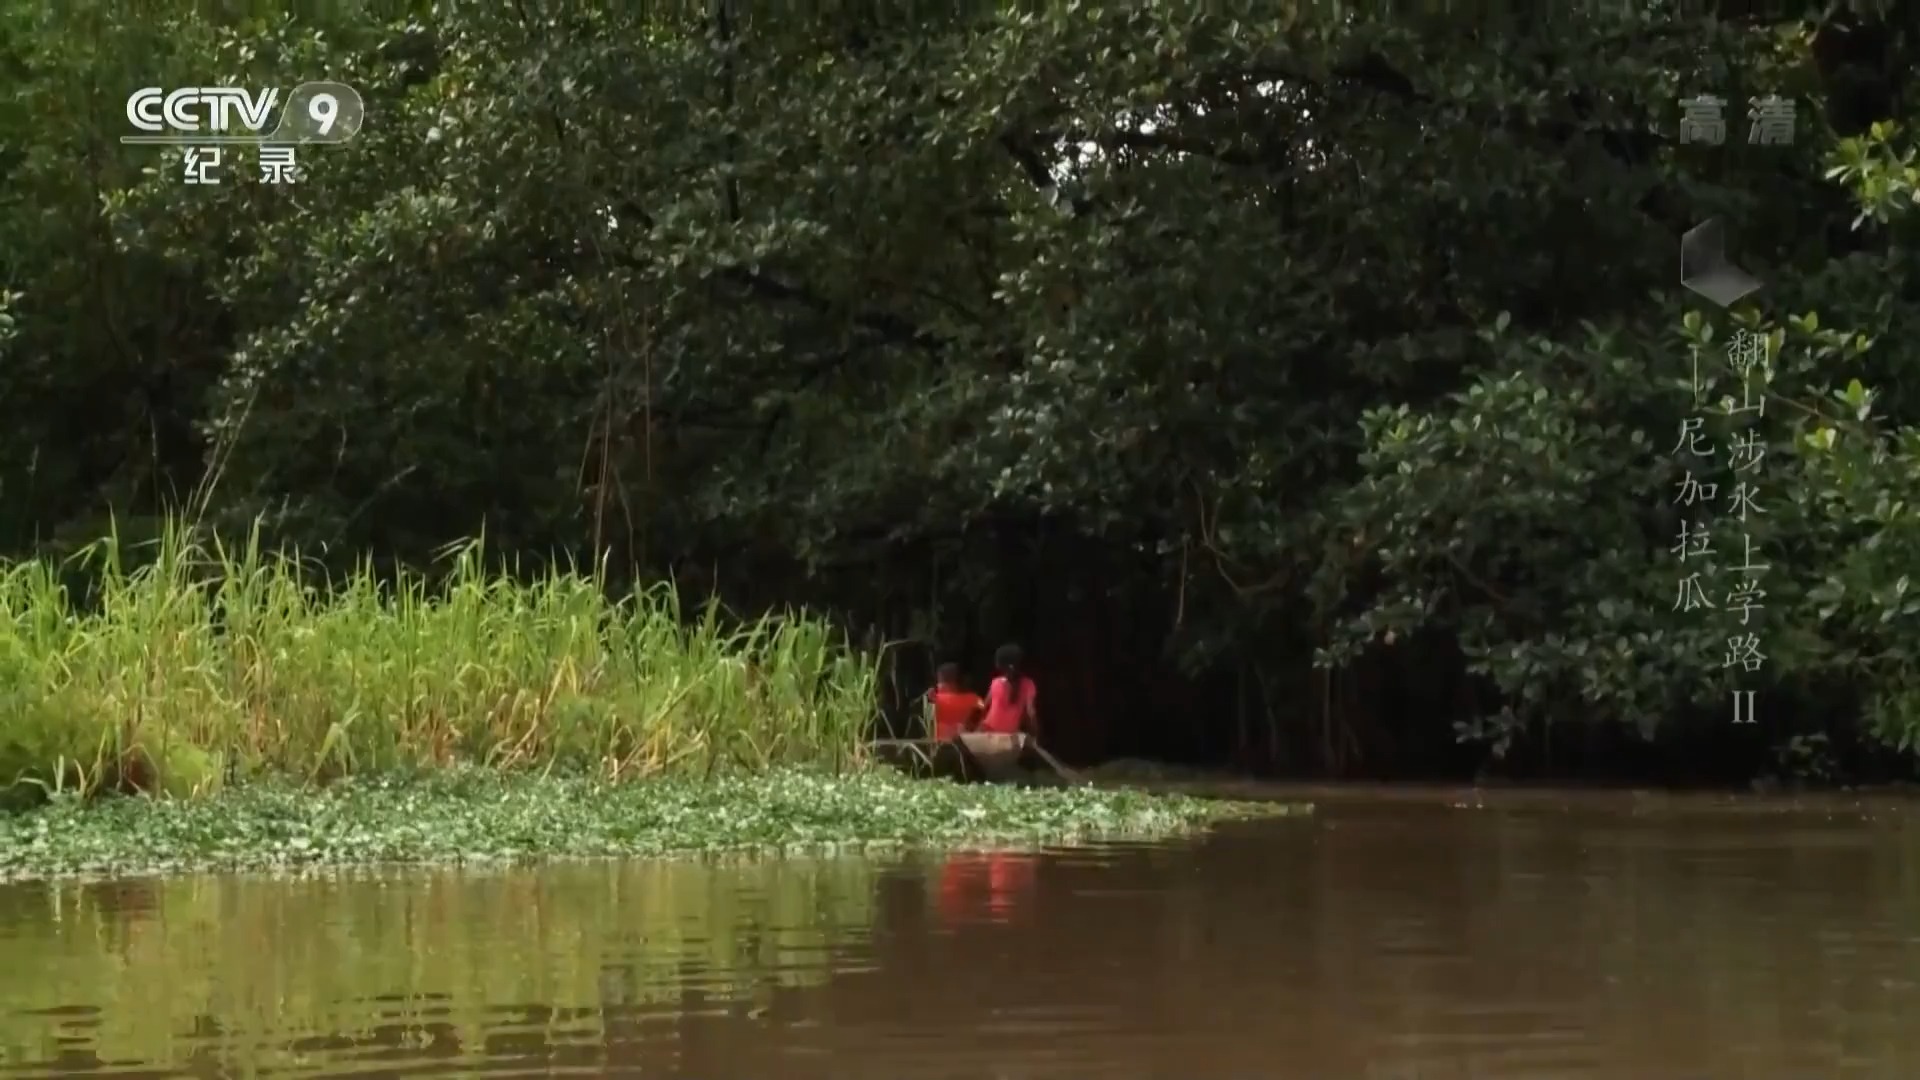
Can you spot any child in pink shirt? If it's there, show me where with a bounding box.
[980,643,1038,736]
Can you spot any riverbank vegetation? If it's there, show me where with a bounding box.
[0,767,1298,882]
[0,527,1298,878]
[0,526,874,803]
[5,3,1920,784]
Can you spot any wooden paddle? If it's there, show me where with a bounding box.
[1019,735,1085,785]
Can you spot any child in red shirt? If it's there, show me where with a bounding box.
[927,662,985,741]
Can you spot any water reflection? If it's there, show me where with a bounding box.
[3,790,1920,1077]
[0,857,882,1077]
[936,852,1038,926]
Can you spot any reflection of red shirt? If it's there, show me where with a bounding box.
[938,853,1036,924]
[929,688,984,741]
[981,676,1035,734]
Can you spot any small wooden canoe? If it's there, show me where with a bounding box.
[869,732,1077,785]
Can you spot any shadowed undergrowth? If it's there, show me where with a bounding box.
[0,522,876,804]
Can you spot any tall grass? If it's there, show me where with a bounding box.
[0,522,877,801]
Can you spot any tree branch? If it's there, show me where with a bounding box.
[714,266,946,354]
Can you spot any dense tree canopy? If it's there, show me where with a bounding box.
[4,0,1918,782]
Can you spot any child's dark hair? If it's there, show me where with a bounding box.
[936,661,961,684]
[993,643,1024,704]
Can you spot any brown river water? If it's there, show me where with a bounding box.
[3,785,1920,1078]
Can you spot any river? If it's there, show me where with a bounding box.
[3,785,1919,1077]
